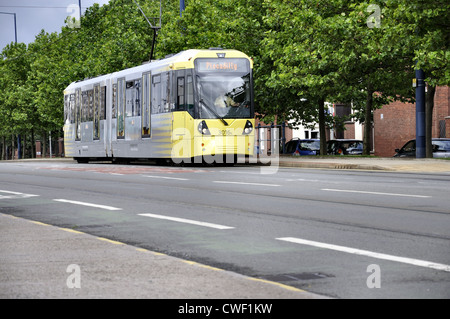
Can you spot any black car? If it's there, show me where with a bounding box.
[394,138,450,158]
[327,139,363,155]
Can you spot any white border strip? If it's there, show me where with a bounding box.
[276,237,450,272]
[139,213,234,230]
[53,199,122,211]
[213,181,280,187]
[322,188,431,198]
[143,175,189,181]
[0,190,39,199]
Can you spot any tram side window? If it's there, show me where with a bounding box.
[126,80,141,117]
[81,91,89,122]
[142,73,151,137]
[69,94,75,124]
[186,75,194,117]
[100,86,106,120]
[75,89,81,141]
[151,73,173,114]
[64,95,69,124]
[151,74,161,114]
[112,84,117,119]
[93,85,100,140]
[161,72,171,113]
[177,77,185,111]
[87,90,94,121]
[117,79,125,138]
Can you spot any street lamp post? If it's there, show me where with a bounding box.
[0,12,17,44]
[180,0,185,17]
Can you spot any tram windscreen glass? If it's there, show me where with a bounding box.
[195,58,252,119]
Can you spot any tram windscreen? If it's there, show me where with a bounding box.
[195,58,253,119]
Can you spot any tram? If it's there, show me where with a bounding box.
[63,48,255,164]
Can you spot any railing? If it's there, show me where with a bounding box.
[255,123,286,156]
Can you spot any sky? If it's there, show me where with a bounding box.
[0,0,111,52]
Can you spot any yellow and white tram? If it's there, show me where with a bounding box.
[63,49,255,164]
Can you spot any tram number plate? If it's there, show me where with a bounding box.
[219,129,232,136]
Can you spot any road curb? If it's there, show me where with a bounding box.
[278,161,390,171]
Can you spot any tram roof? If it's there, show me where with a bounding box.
[64,49,251,93]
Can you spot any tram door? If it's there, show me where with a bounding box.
[172,71,194,159]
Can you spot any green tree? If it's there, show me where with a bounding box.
[261,0,416,155]
[0,43,34,159]
[389,0,450,157]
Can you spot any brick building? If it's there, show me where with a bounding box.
[267,86,449,157]
[373,86,450,157]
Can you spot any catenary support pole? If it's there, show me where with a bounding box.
[415,68,426,158]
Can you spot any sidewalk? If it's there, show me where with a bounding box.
[278,156,450,173]
[10,156,450,173]
[0,213,327,299]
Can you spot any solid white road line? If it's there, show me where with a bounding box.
[0,190,39,199]
[276,237,450,272]
[138,213,234,230]
[321,188,431,198]
[53,199,122,211]
[0,190,26,195]
[213,181,281,187]
[143,175,189,181]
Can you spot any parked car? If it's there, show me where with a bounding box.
[327,139,363,155]
[394,138,450,158]
[285,139,320,156]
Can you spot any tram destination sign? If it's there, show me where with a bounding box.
[196,58,249,73]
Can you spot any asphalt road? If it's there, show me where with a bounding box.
[1,160,449,298]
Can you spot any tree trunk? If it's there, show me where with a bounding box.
[425,85,436,158]
[318,98,327,155]
[42,131,47,158]
[11,135,15,160]
[1,136,5,160]
[22,133,26,159]
[364,83,373,156]
[31,129,36,159]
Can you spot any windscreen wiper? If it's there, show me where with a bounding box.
[199,99,229,126]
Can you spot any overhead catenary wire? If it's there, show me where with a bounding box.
[1,0,162,64]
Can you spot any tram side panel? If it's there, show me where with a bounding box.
[171,111,195,161]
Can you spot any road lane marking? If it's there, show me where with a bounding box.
[53,199,122,211]
[213,181,281,187]
[138,213,234,230]
[0,190,39,199]
[321,188,431,198]
[97,237,125,245]
[276,237,450,272]
[60,228,84,234]
[31,221,49,226]
[143,175,189,181]
[248,277,306,292]
[0,190,25,195]
[218,170,268,175]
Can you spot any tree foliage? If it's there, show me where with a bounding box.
[0,0,448,158]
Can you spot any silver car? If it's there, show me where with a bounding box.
[394,138,450,158]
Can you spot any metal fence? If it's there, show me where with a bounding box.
[255,123,286,156]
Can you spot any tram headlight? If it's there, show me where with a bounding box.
[243,120,253,135]
[198,120,211,135]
